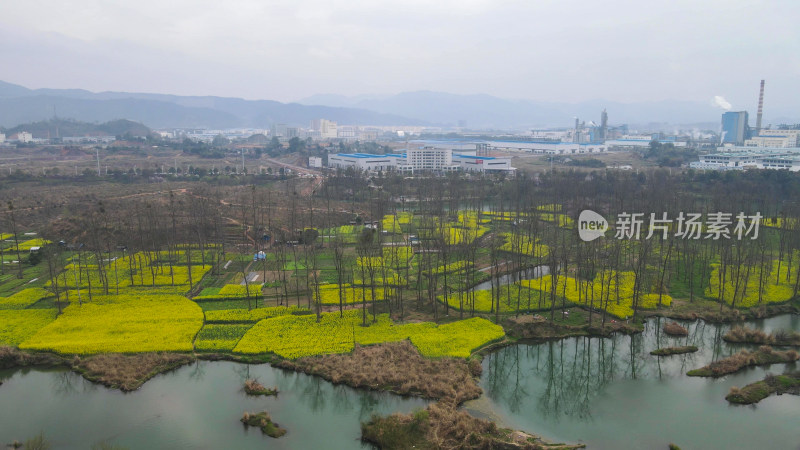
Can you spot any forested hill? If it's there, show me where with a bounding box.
[0,81,425,129]
[2,118,151,139]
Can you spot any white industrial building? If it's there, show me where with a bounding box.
[488,141,608,154]
[328,153,406,172]
[406,147,453,170]
[452,154,514,172]
[327,148,514,173]
[308,156,323,168]
[690,152,800,172]
[744,129,800,148]
[605,138,687,149]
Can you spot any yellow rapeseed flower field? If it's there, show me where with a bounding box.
[20,294,203,354]
[233,310,504,359]
[706,260,796,308]
[0,309,58,346]
[0,288,53,309]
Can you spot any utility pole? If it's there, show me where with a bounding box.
[96,147,101,176]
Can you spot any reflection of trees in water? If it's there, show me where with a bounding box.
[329,384,355,416]
[52,370,94,396]
[287,373,386,420]
[355,392,381,421]
[232,363,251,382]
[294,375,327,413]
[485,317,799,423]
[188,360,206,382]
[485,336,625,421]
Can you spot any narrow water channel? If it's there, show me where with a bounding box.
[468,314,800,449]
[471,265,550,292]
[0,361,428,449]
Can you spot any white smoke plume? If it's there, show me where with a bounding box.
[712,95,732,111]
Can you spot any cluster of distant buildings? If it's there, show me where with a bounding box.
[689,80,800,172]
[325,147,514,174]
[272,121,429,142]
[690,127,800,171]
[154,120,432,143]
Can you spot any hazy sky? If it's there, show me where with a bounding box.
[1,0,798,111]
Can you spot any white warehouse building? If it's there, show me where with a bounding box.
[327,148,514,173]
[488,141,608,154]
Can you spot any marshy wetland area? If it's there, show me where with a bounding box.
[1,169,800,449]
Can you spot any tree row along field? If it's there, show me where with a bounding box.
[1,168,800,361]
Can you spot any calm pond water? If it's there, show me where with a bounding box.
[471,265,550,292]
[0,361,427,449]
[468,314,800,450]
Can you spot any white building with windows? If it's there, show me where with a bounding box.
[452,154,514,172]
[308,156,323,168]
[310,119,338,139]
[406,147,454,170]
[326,150,513,174]
[744,130,800,148]
[489,141,608,154]
[328,153,406,172]
[690,152,800,172]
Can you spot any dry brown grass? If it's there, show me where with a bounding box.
[687,346,799,377]
[0,346,64,369]
[663,322,689,336]
[277,340,482,404]
[244,378,278,396]
[75,353,194,391]
[362,400,584,450]
[724,326,800,346]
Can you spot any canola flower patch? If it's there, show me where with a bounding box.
[440,284,556,313]
[314,283,394,304]
[706,259,796,308]
[0,288,53,309]
[13,238,50,251]
[55,253,211,292]
[353,271,404,286]
[195,324,253,351]
[537,204,562,212]
[218,284,263,297]
[205,306,308,323]
[431,260,472,275]
[20,294,203,354]
[499,232,549,258]
[382,246,413,268]
[760,217,798,229]
[233,310,504,359]
[539,213,574,228]
[410,318,505,358]
[521,271,672,319]
[357,256,385,268]
[0,309,57,346]
[382,215,403,234]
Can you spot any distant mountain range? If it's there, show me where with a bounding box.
[2,80,793,131]
[0,81,423,129]
[298,91,736,129]
[0,118,150,139]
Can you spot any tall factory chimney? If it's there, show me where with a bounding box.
[600,109,608,141]
[756,79,765,135]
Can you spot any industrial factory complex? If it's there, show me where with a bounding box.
[690,80,800,172]
[327,148,515,173]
